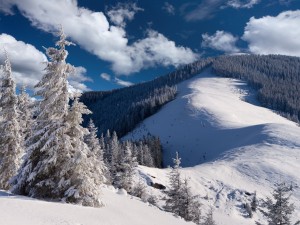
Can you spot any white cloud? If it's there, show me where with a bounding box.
[107,2,143,28]
[227,0,260,9]
[114,77,134,87]
[242,10,300,56]
[0,33,46,88]
[69,66,92,92]
[182,0,259,21]
[162,2,175,15]
[202,30,240,53]
[0,33,91,92]
[0,0,198,75]
[100,73,111,81]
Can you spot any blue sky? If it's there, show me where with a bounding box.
[0,0,300,92]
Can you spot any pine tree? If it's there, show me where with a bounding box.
[85,119,102,159]
[110,131,120,172]
[143,144,154,167]
[265,182,295,225]
[202,208,217,225]
[164,152,182,216]
[251,191,257,212]
[12,28,74,198]
[12,29,105,207]
[17,86,33,142]
[115,141,137,192]
[85,119,110,184]
[63,96,103,207]
[181,178,202,223]
[0,52,23,190]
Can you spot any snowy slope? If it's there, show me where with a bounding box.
[125,69,300,224]
[0,187,191,225]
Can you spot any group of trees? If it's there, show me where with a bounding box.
[0,29,163,207]
[164,152,216,225]
[212,55,300,123]
[0,30,106,206]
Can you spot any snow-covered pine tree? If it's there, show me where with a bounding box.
[64,95,104,207]
[13,29,106,207]
[103,129,111,164]
[137,141,144,165]
[265,182,295,225]
[11,28,74,198]
[108,131,120,179]
[85,119,102,159]
[0,52,23,190]
[85,119,110,184]
[202,208,217,225]
[180,178,202,223]
[143,144,154,167]
[251,191,257,212]
[115,141,137,192]
[164,152,182,216]
[17,86,34,142]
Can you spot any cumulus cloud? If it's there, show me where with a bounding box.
[242,10,300,56]
[114,77,134,87]
[100,73,111,81]
[0,0,198,75]
[181,0,259,21]
[227,0,260,9]
[162,2,175,15]
[0,33,46,88]
[202,30,240,53]
[69,66,92,92]
[106,2,143,28]
[0,33,91,92]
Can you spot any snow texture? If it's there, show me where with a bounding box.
[126,69,300,224]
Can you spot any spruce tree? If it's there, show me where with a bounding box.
[12,29,105,207]
[265,182,295,225]
[115,141,137,192]
[12,28,74,198]
[0,52,23,190]
[64,96,103,206]
[202,208,217,225]
[17,86,33,143]
[85,119,110,184]
[181,178,202,223]
[164,152,182,216]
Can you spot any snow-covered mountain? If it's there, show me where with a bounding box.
[125,69,300,224]
[1,68,299,225]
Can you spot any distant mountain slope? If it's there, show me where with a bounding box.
[81,58,214,137]
[124,69,298,166]
[82,55,300,139]
[125,69,300,224]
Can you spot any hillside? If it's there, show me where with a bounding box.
[125,69,300,224]
[82,55,300,139]
[0,187,191,225]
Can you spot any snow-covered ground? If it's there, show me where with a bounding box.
[126,69,300,224]
[0,186,191,225]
